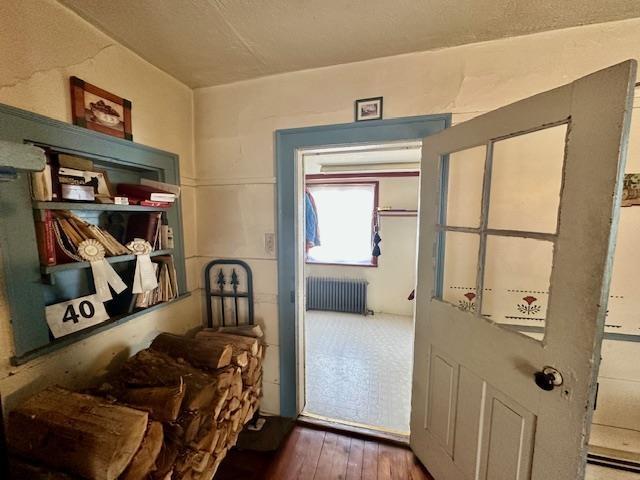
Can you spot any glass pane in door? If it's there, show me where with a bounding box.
[488,125,567,234]
[481,235,554,338]
[438,231,480,311]
[443,146,486,228]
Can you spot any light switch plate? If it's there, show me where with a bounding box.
[264,232,275,256]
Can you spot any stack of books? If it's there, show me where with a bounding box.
[116,180,179,208]
[30,151,180,208]
[133,255,178,308]
[35,210,129,265]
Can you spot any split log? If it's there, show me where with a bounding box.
[151,332,232,370]
[195,330,260,356]
[193,334,249,368]
[242,357,262,386]
[121,421,164,480]
[191,422,221,453]
[9,457,78,479]
[152,435,180,480]
[7,386,148,480]
[232,349,249,368]
[215,324,264,338]
[122,380,185,422]
[120,349,226,411]
[230,367,243,398]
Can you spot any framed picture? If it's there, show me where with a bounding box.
[355,97,383,122]
[70,76,132,140]
[622,173,640,206]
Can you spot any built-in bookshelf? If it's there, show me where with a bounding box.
[0,102,188,364]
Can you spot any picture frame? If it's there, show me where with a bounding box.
[622,173,640,206]
[355,97,383,122]
[70,76,132,140]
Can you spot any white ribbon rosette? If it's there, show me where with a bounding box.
[78,239,127,301]
[127,239,158,293]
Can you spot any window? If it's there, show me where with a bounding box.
[305,181,378,266]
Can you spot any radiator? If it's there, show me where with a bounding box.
[306,277,368,315]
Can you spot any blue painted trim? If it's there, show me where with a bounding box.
[276,114,451,418]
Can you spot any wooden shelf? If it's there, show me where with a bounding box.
[41,249,174,274]
[32,201,170,212]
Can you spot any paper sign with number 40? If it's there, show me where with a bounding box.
[45,294,109,338]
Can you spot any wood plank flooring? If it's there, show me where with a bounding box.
[216,425,434,480]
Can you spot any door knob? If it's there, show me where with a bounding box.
[534,366,563,391]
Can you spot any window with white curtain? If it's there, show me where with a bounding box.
[306,182,377,266]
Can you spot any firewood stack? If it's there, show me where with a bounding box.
[6,327,265,480]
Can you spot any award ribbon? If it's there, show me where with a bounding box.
[78,239,127,301]
[127,239,158,293]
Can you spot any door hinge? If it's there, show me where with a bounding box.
[290,291,295,303]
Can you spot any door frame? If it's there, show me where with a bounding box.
[275,113,451,418]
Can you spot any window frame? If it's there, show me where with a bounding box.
[304,175,379,267]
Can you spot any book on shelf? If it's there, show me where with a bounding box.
[160,225,174,250]
[34,210,55,265]
[116,183,176,204]
[30,163,53,202]
[141,178,181,198]
[125,212,162,248]
[133,255,178,308]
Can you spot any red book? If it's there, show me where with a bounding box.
[126,212,162,245]
[116,183,176,203]
[34,210,56,265]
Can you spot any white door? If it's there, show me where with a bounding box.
[411,60,637,480]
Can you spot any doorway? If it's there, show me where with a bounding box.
[299,142,421,435]
[275,114,451,420]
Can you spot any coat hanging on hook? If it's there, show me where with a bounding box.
[372,224,382,257]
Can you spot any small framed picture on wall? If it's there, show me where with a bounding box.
[355,97,383,122]
[70,76,132,140]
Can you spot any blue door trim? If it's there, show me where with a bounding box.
[275,114,451,418]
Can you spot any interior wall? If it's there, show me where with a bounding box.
[194,17,640,417]
[0,0,200,413]
[305,176,419,316]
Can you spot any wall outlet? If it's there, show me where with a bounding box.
[264,233,275,256]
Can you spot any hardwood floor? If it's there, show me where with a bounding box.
[217,425,434,480]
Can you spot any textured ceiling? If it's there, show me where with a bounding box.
[58,0,640,88]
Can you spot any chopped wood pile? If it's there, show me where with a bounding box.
[6,326,265,480]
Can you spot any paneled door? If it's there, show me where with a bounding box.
[411,60,636,480]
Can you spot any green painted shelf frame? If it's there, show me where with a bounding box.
[0,102,188,364]
[41,249,174,275]
[33,201,171,212]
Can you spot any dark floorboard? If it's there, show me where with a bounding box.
[216,425,434,480]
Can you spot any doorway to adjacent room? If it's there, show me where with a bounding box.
[299,142,422,435]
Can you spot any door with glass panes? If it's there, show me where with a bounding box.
[410,61,636,480]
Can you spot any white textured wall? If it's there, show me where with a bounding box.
[306,176,419,316]
[0,0,201,413]
[195,18,640,418]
